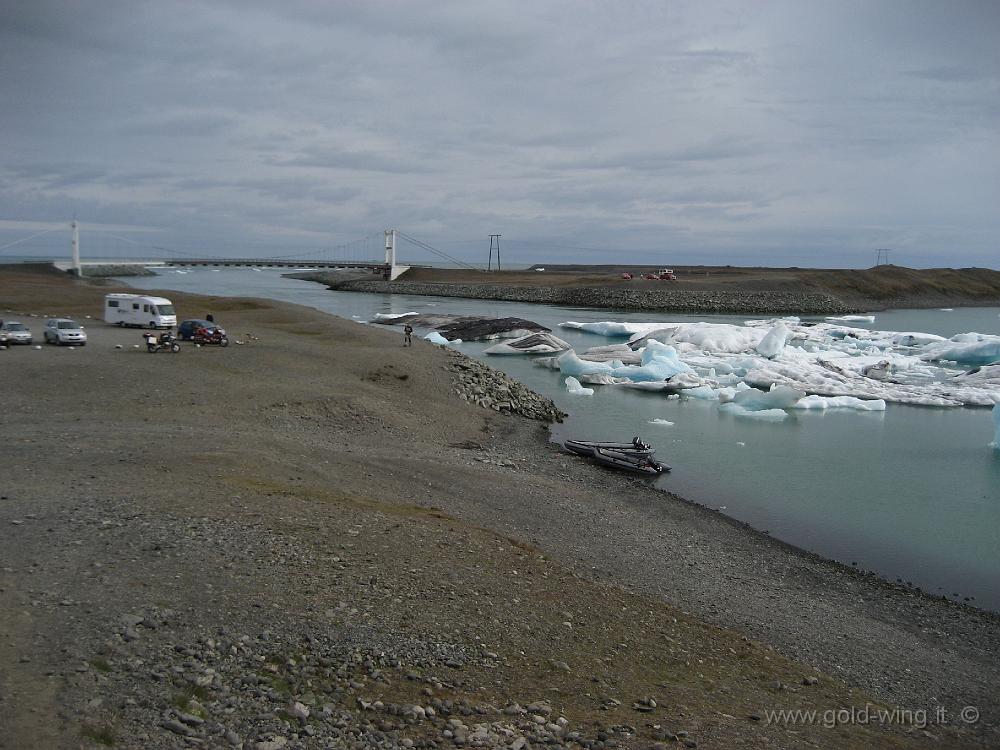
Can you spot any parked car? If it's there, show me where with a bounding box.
[177,319,219,341]
[0,320,33,344]
[0,328,9,347]
[44,318,87,346]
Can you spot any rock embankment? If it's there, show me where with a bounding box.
[307,277,855,315]
[66,264,157,277]
[446,350,566,422]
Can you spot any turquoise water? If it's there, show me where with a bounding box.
[122,269,1000,610]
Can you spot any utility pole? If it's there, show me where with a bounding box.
[874,248,890,268]
[71,220,82,276]
[488,234,501,272]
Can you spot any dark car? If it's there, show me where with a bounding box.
[177,319,218,340]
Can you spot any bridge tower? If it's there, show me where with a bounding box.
[383,229,410,280]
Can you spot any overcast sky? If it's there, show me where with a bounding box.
[1,0,998,268]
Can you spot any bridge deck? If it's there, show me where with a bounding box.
[164,259,389,269]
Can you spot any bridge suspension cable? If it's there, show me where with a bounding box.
[396,232,478,270]
[0,226,64,253]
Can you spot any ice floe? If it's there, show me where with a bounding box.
[826,314,876,322]
[565,376,594,396]
[424,331,461,346]
[551,318,1000,411]
[483,332,570,355]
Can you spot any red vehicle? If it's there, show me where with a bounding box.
[193,326,229,347]
[178,319,230,346]
[656,268,677,280]
[621,272,633,280]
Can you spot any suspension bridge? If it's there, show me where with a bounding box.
[0,223,487,279]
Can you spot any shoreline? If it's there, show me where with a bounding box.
[2,265,999,748]
[289,265,1000,315]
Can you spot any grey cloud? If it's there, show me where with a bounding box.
[117,112,239,137]
[1,1,998,267]
[905,66,989,83]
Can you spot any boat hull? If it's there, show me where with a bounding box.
[564,439,655,457]
[592,447,670,475]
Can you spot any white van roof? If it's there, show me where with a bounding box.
[105,293,173,304]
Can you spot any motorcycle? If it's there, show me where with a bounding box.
[144,330,180,353]
[192,326,229,347]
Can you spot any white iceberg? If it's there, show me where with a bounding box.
[755,323,788,359]
[681,385,719,400]
[826,315,875,323]
[565,376,594,396]
[649,418,674,425]
[921,334,1000,366]
[790,395,887,411]
[720,403,789,421]
[554,317,1000,408]
[424,331,460,346]
[374,312,418,321]
[561,321,677,337]
[731,384,805,411]
[953,364,1000,387]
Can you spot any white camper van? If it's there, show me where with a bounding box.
[104,293,177,329]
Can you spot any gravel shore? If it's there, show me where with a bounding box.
[294,276,855,316]
[2,266,998,749]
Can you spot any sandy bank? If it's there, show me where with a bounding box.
[1,266,998,749]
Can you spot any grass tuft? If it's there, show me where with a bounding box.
[80,723,116,746]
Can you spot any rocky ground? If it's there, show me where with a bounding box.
[2,266,999,749]
[297,277,851,316]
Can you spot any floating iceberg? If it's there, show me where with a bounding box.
[729,384,805,411]
[953,364,1000,387]
[921,335,1000,366]
[577,343,642,364]
[373,312,418,321]
[424,331,460,346]
[632,323,766,353]
[483,332,570,355]
[565,376,594,396]
[789,395,887,411]
[826,314,875,323]
[555,317,1000,408]
[555,341,693,383]
[648,419,674,425]
[719,403,789,421]
[681,385,719,400]
[755,323,788,359]
[561,321,674,337]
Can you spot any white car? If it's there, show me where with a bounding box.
[44,318,87,346]
[0,321,33,345]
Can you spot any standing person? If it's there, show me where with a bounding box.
[403,323,413,347]
[206,313,214,323]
